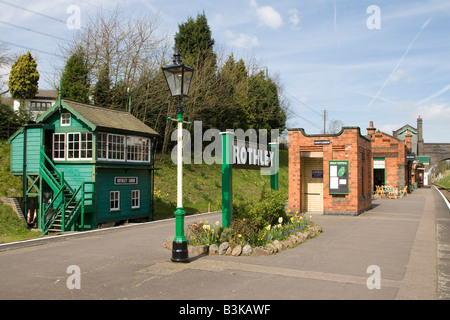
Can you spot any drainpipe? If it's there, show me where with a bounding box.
[22,125,27,223]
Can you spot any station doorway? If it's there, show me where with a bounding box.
[373,158,385,190]
[301,156,323,212]
[373,169,385,190]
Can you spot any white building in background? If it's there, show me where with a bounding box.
[13,89,57,120]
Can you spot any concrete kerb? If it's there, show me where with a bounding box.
[0,211,222,252]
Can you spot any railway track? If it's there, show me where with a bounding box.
[433,183,450,203]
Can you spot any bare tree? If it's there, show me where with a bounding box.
[328,119,344,134]
[0,42,13,95]
[58,5,170,109]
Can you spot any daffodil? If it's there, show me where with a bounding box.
[266,225,271,231]
[215,221,220,225]
[278,217,283,224]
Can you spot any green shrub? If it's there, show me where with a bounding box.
[219,227,234,243]
[233,189,288,229]
[229,218,258,247]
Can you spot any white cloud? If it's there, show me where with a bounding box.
[417,103,450,121]
[288,8,300,29]
[377,123,406,134]
[225,30,260,49]
[249,0,283,30]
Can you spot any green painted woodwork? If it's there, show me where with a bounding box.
[9,130,23,173]
[95,168,152,224]
[270,143,279,191]
[9,126,42,173]
[221,132,233,228]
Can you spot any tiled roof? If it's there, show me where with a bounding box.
[63,100,159,137]
[37,99,159,137]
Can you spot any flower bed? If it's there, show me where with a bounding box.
[163,212,323,257]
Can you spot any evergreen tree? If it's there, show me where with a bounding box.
[247,71,286,132]
[174,12,216,68]
[8,51,40,112]
[216,54,248,130]
[172,13,218,131]
[93,64,111,108]
[61,48,90,103]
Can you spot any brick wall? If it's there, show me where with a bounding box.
[370,131,407,190]
[288,127,372,215]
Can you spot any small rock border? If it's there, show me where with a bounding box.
[163,224,323,257]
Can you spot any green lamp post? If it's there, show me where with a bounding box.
[162,50,194,263]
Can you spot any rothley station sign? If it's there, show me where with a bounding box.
[232,144,275,169]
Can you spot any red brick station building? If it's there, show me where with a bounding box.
[288,116,428,215]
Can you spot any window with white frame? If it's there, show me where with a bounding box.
[97,132,150,162]
[60,113,71,126]
[107,134,125,161]
[67,132,93,160]
[127,136,150,162]
[80,132,93,159]
[110,191,120,211]
[53,133,65,160]
[131,190,140,209]
[97,133,107,160]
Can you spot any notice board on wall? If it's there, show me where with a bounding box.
[329,161,348,194]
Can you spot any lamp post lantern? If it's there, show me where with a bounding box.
[162,50,194,263]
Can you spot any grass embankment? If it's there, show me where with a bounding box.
[434,170,450,189]
[0,140,42,243]
[0,139,22,197]
[0,205,42,244]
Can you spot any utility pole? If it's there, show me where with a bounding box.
[323,109,327,134]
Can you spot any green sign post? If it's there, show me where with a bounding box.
[221,133,279,228]
[269,142,279,191]
[221,132,233,228]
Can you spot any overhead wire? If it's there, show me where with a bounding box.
[0,20,68,42]
[0,0,68,25]
[284,88,346,131]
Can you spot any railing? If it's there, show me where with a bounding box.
[42,187,65,233]
[40,146,95,234]
[42,181,95,234]
[39,146,64,192]
[65,182,95,231]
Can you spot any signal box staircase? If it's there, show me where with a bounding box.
[39,147,94,234]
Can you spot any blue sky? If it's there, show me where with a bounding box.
[1,0,449,143]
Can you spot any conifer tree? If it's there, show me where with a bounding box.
[174,12,216,68]
[172,13,218,131]
[61,48,90,103]
[8,51,40,112]
[93,64,111,108]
